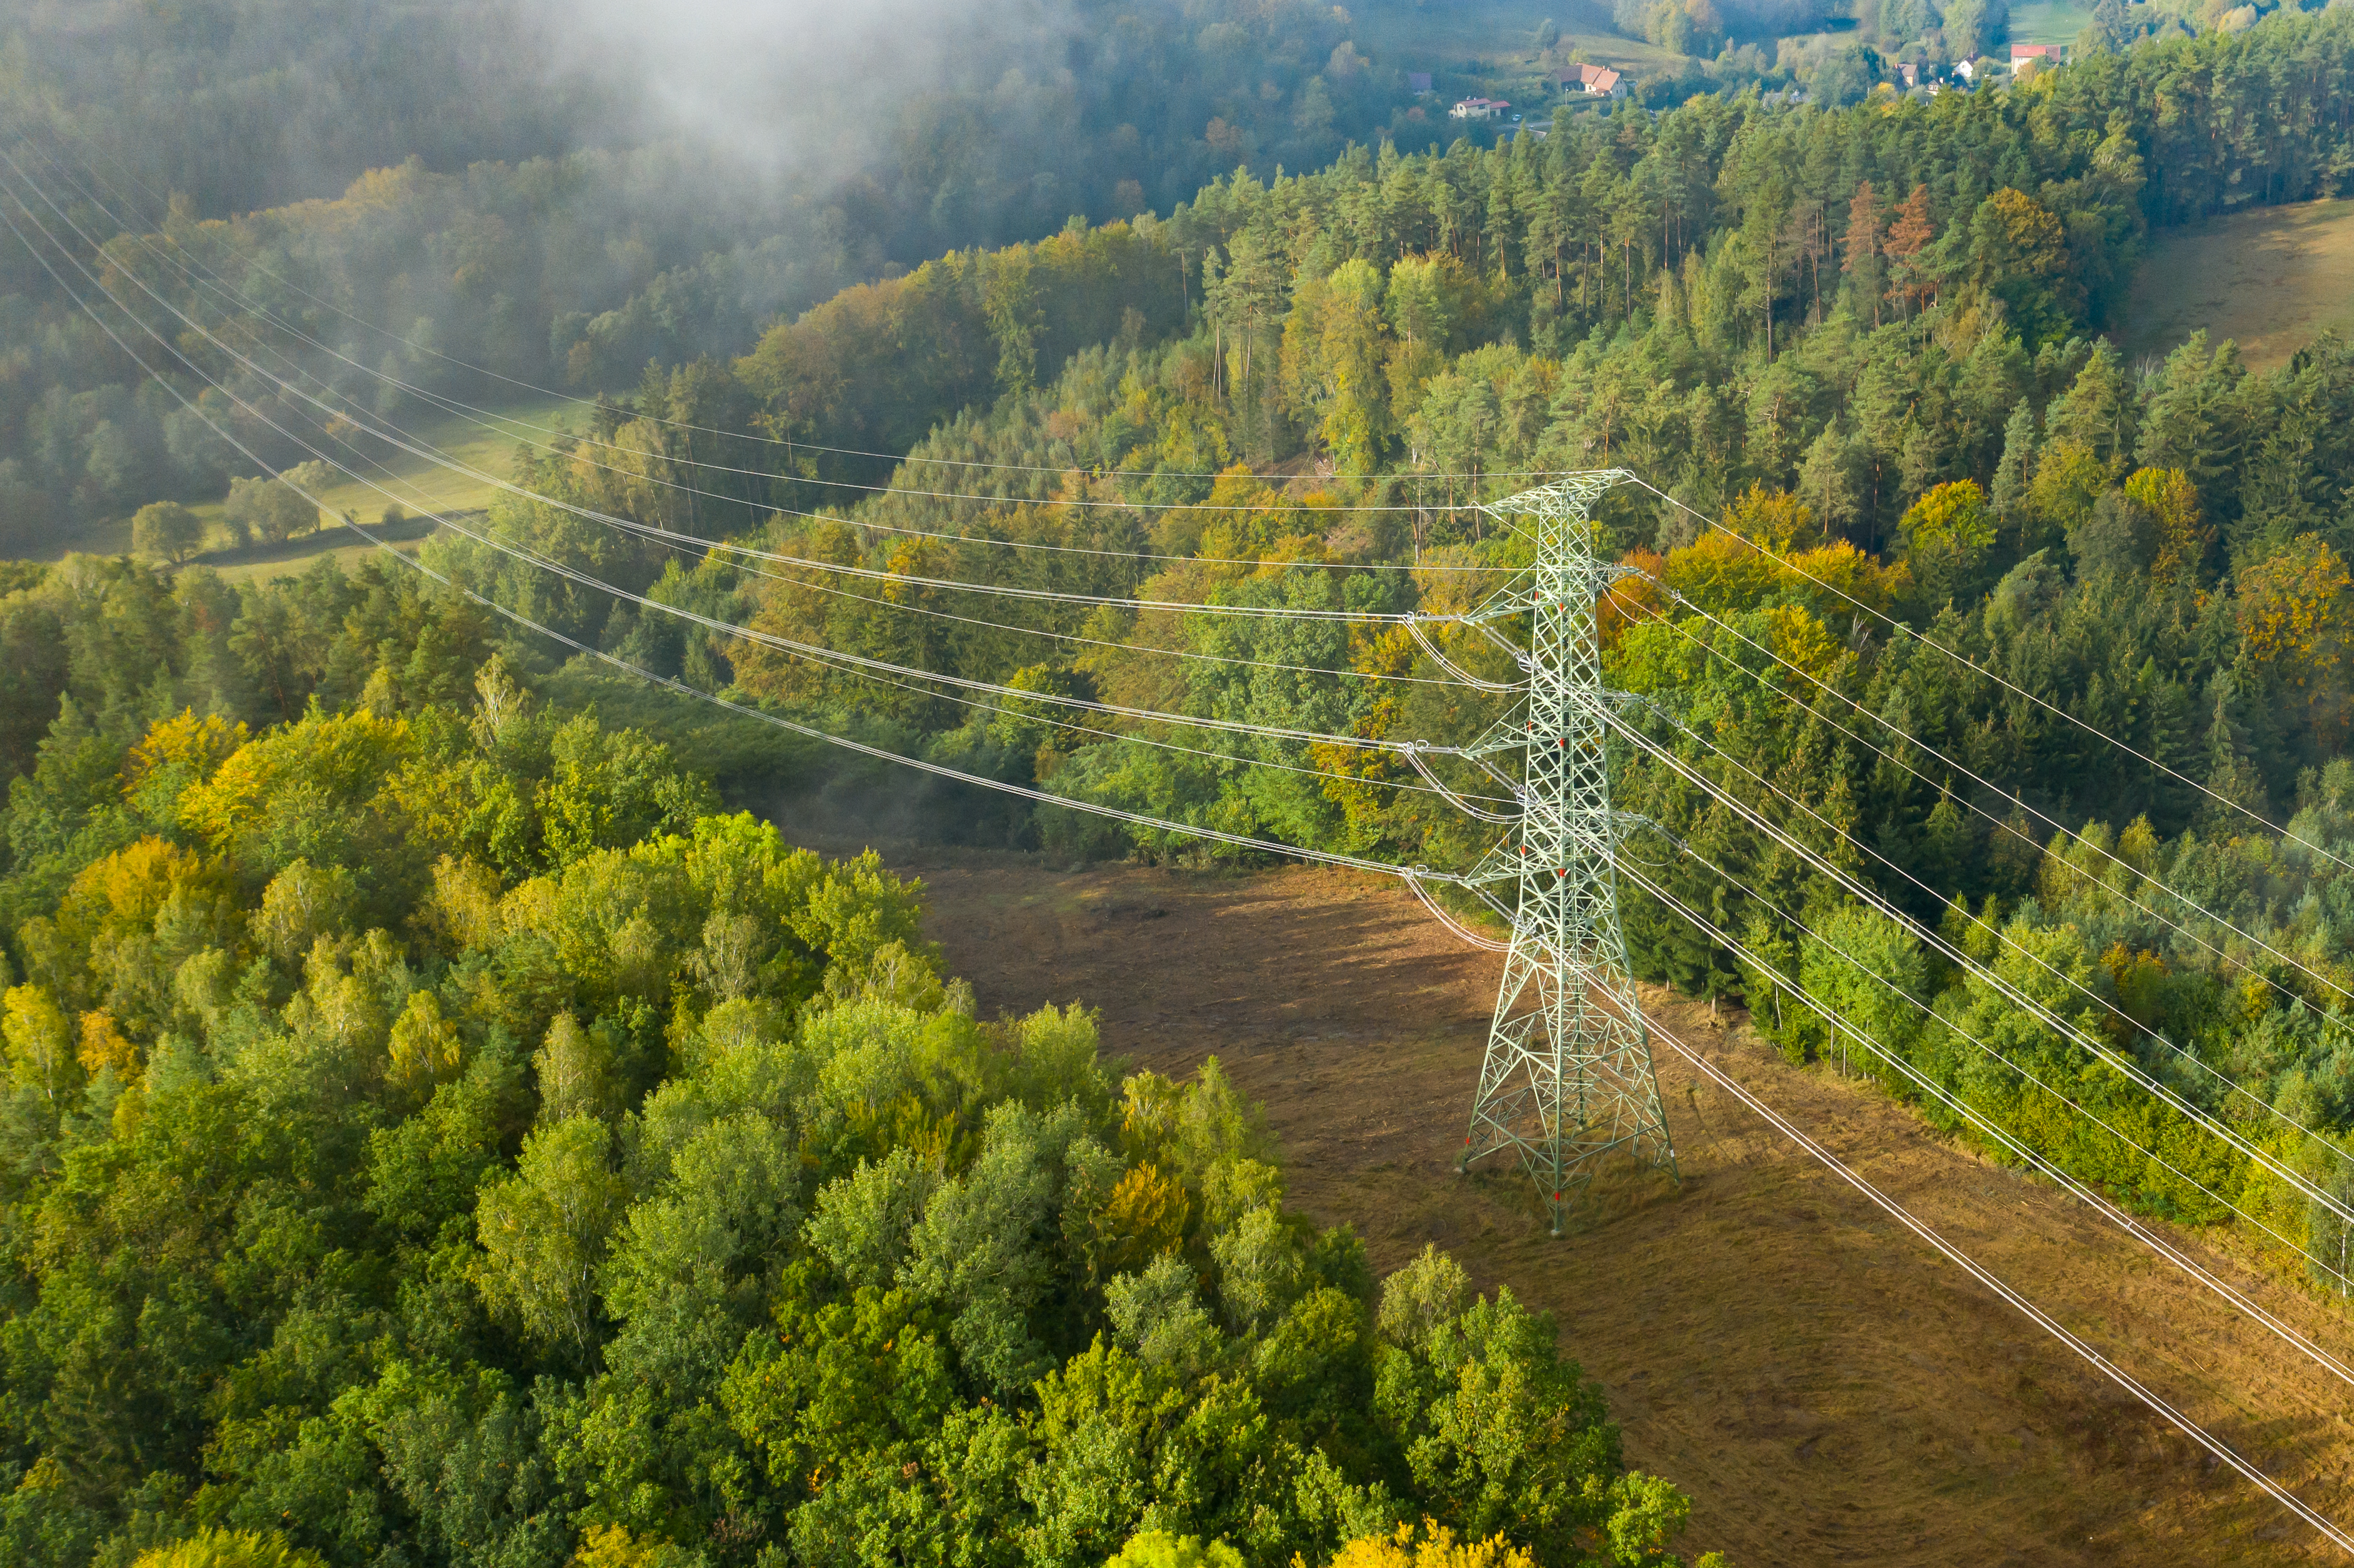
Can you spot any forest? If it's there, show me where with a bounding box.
[382,11,2354,1290]
[10,4,2354,1564]
[0,0,1458,553]
[0,554,1719,1567]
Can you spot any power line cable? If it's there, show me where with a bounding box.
[32,193,1497,697]
[31,157,1511,694]
[1641,1005,2354,1556]
[1615,607,2354,1223]
[0,149,1438,628]
[0,167,1494,773]
[1641,585,2354,1018]
[13,129,1556,510]
[1601,767,2353,1280]
[1618,854,2354,1384]
[1629,475,2354,888]
[1612,597,2351,1169]
[0,186,1463,890]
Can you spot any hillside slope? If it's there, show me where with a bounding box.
[837,838,2354,1566]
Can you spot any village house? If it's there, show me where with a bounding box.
[1449,96,1510,120]
[1557,62,1629,98]
[1408,71,1433,94]
[2009,41,2067,68]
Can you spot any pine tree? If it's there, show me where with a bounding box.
[2200,680,2270,833]
[1992,399,2037,550]
[1842,179,1883,327]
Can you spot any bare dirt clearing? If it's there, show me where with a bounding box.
[818,835,2354,1567]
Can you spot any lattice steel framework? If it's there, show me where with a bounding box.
[1450,470,1677,1233]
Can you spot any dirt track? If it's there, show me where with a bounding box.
[827,839,2354,1566]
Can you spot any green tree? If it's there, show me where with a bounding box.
[474,1114,631,1360]
[131,501,204,564]
[224,475,317,545]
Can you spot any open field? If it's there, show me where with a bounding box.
[192,511,460,585]
[2009,0,2098,45]
[1356,0,1689,92]
[22,392,577,568]
[2122,198,2354,374]
[797,825,2354,1566]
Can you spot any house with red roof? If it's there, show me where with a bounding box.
[1557,62,1629,98]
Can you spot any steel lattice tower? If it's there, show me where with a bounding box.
[1453,471,1677,1233]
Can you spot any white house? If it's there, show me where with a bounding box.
[1449,97,1510,121]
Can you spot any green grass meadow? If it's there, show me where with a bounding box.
[2006,0,2098,44]
[33,393,578,581]
[1355,0,1687,101]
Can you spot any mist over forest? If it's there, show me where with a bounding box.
[0,0,1456,550]
[6,1,2354,1565]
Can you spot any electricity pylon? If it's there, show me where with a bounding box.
[1448,470,1677,1234]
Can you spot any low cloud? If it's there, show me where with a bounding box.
[532,0,1083,179]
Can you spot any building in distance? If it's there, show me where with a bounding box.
[1449,96,1511,120]
[1557,62,1629,99]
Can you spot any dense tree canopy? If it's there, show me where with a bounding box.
[12,14,2354,1560]
[0,585,1717,1566]
[415,12,2354,1301]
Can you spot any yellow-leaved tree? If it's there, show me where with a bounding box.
[2237,535,2352,692]
[1326,1521,1534,1568]
[2124,466,2208,587]
[132,1527,326,1568]
[1,984,76,1099]
[1898,479,1996,606]
[1104,1530,1244,1568]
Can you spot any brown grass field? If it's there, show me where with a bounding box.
[2123,199,2354,374]
[802,830,2354,1566]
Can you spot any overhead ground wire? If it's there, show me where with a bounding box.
[1618,853,2354,1372]
[0,182,1469,888]
[1630,474,2354,889]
